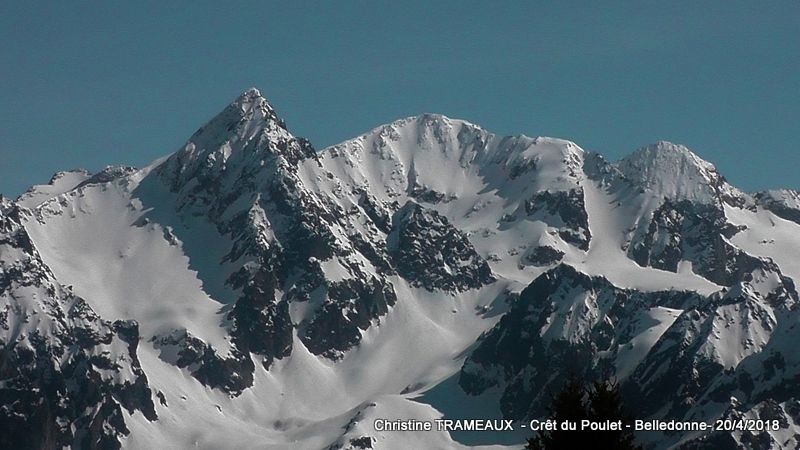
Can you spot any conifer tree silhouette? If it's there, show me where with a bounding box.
[587,380,640,450]
[526,376,641,450]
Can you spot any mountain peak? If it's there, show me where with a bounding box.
[187,87,289,147]
[181,88,302,157]
[615,141,735,203]
[227,87,285,129]
[239,86,263,99]
[230,87,281,124]
[158,89,315,192]
[627,140,714,170]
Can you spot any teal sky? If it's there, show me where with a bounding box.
[1,1,798,196]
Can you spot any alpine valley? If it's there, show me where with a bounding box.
[3,89,800,450]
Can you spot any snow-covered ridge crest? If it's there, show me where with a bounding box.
[15,169,92,208]
[323,111,586,172]
[318,110,588,212]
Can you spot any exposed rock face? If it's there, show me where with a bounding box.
[524,188,591,250]
[132,91,499,382]
[0,199,156,450]
[149,90,405,374]
[626,276,796,416]
[628,199,766,286]
[226,260,293,370]
[459,260,800,449]
[388,202,494,292]
[459,264,705,419]
[152,329,255,394]
[144,89,324,381]
[523,245,565,266]
[301,275,397,359]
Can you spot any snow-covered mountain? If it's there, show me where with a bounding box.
[3,88,800,449]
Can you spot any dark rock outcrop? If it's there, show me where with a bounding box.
[629,200,769,286]
[388,202,494,291]
[524,189,591,250]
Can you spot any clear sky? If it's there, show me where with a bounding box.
[1,1,798,197]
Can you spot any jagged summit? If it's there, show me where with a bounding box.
[230,87,284,126]
[237,86,265,101]
[159,88,315,191]
[184,87,292,153]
